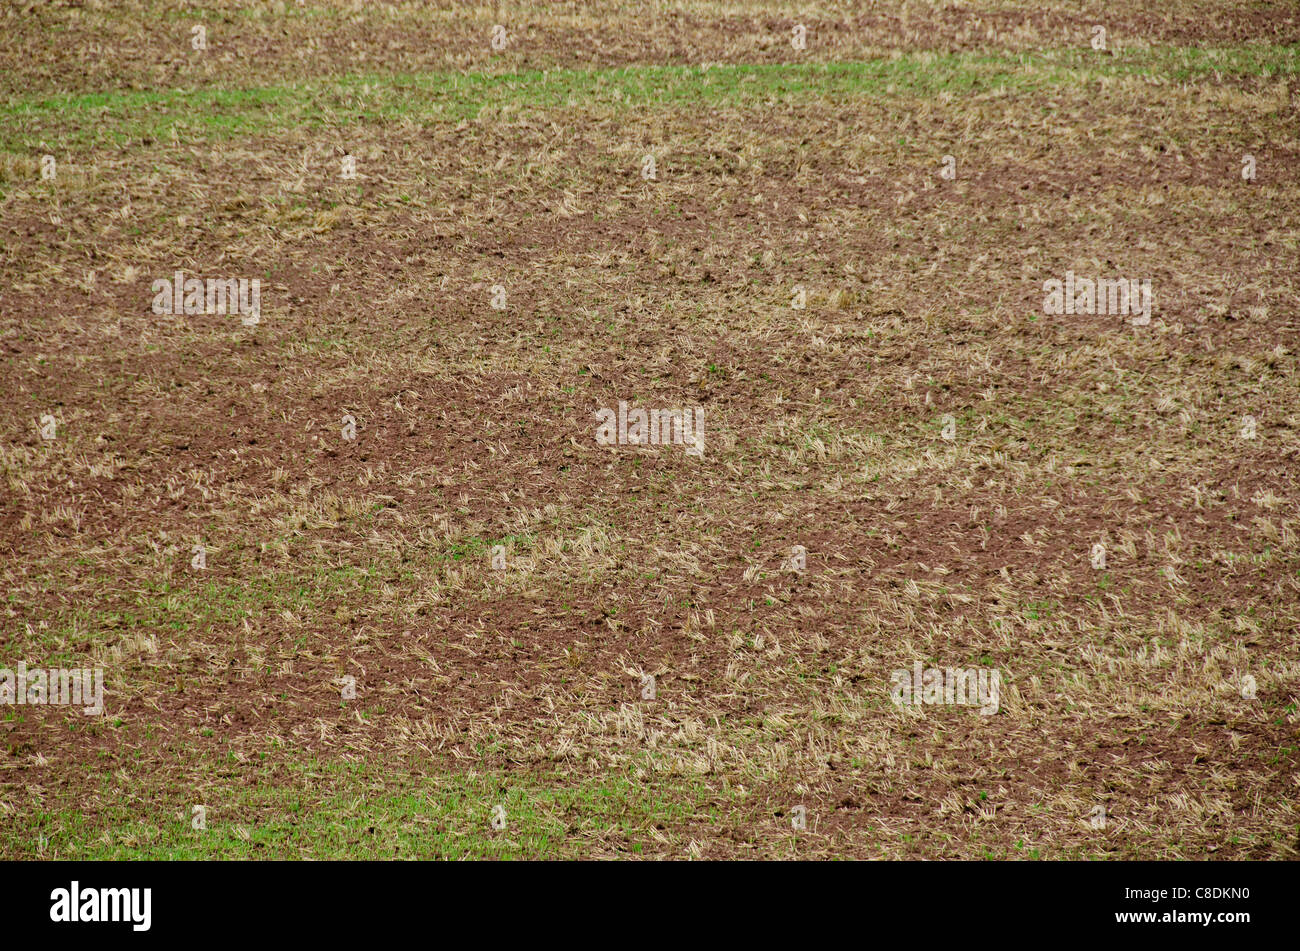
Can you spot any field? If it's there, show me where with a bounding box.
[1,0,1298,860]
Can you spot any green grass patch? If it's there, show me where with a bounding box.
[6,756,729,859]
[1,46,1295,151]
